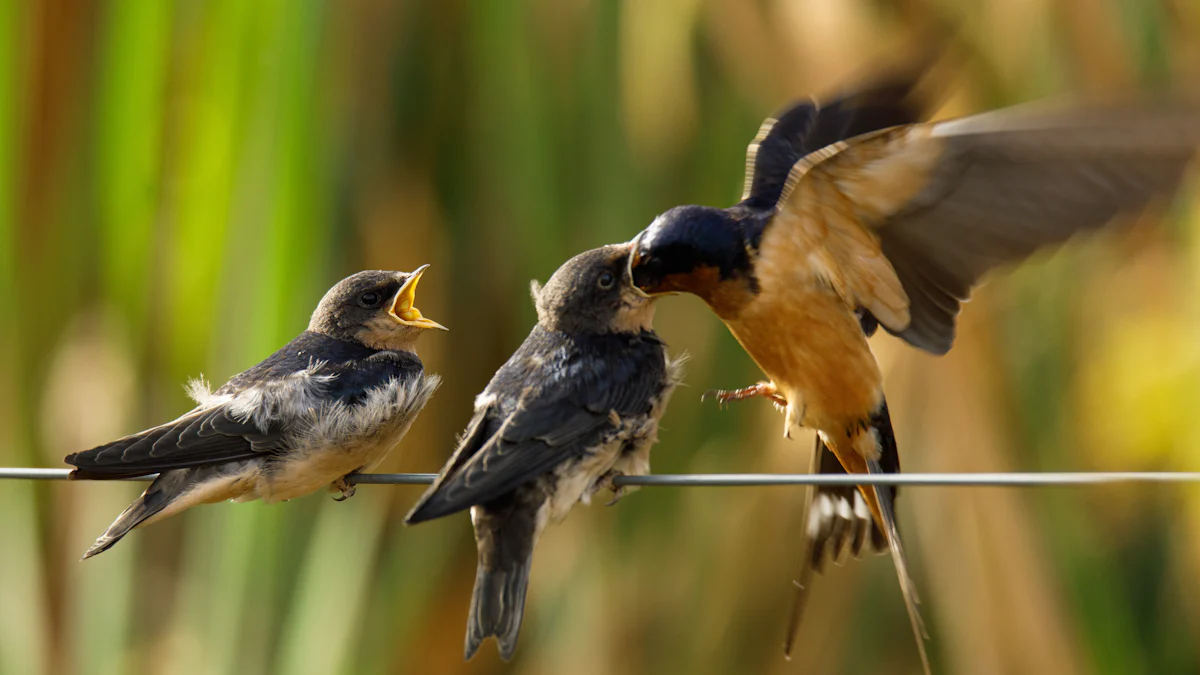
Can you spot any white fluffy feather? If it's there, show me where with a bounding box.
[186,364,441,456]
[300,373,441,449]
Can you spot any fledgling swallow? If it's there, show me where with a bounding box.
[628,71,1200,670]
[405,244,684,661]
[65,267,446,559]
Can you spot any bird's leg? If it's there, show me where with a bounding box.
[332,475,356,502]
[596,470,629,506]
[702,381,788,408]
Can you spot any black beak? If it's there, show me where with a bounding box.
[628,233,663,294]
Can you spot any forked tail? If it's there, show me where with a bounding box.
[465,503,539,661]
[784,435,891,656]
[784,401,930,675]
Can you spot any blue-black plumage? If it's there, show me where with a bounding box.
[65,268,446,559]
[406,244,684,661]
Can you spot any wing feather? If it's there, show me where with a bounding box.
[773,100,1200,353]
[67,347,422,478]
[407,332,667,523]
[742,75,927,210]
[65,406,280,479]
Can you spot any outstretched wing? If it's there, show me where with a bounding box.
[772,99,1200,354]
[740,71,928,212]
[406,329,666,523]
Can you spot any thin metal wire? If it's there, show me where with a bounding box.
[4,467,1200,487]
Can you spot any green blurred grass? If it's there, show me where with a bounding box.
[3,1,1200,674]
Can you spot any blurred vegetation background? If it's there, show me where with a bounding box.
[3,1,1200,673]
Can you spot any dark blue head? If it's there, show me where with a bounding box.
[628,205,758,314]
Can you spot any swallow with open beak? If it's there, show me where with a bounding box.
[628,73,1200,670]
[65,267,446,559]
[406,244,684,661]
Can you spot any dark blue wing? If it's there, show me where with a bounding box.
[67,334,422,479]
[65,406,285,479]
[407,327,666,523]
[740,75,926,213]
[735,75,926,336]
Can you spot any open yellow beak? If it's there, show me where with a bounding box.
[389,264,447,330]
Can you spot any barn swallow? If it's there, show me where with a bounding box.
[629,73,1200,670]
[406,244,684,661]
[65,267,446,559]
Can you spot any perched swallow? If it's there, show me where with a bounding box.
[65,268,446,559]
[406,244,683,661]
[629,74,1200,670]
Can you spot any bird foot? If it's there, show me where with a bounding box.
[332,476,356,502]
[597,470,629,506]
[702,381,788,408]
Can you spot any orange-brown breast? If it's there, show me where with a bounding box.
[714,257,889,524]
[705,206,888,431]
[722,281,883,430]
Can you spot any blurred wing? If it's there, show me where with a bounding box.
[775,100,1200,354]
[407,342,666,523]
[65,404,287,479]
[741,71,927,211]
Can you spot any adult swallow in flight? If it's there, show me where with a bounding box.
[65,267,446,559]
[628,75,1200,670]
[406,244,684,661]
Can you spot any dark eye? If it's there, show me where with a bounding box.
[358,291,382,308]
[597,271,615,289]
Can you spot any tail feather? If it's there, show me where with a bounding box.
[868,400,931,675]
[784,438,823,659]
[465,555,533,661]
[466,498,541,661]
[784,399,930,675]
[869,458,931,673]
[81,470,197,560]
[785,435,893,657]
[809,440,891,569]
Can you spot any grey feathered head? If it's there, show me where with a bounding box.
[310,267,447,349]
[533,244,657,335]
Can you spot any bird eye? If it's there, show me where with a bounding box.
[597,271,615,289]
[358,291,382,308]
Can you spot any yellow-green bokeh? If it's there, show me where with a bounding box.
[2,2,1200,674]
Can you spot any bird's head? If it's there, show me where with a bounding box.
[533,243,657,335]
[310,266,447,350]
[628,205,757,316]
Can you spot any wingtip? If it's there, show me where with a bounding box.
[926,338,953,356]
[404,500,450,526]
[403,498,436,525]
[80,540,108,561]
[62,453,86,476]
[405,488,473,525]
[463,638,481,661]
[891,325,954,356]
